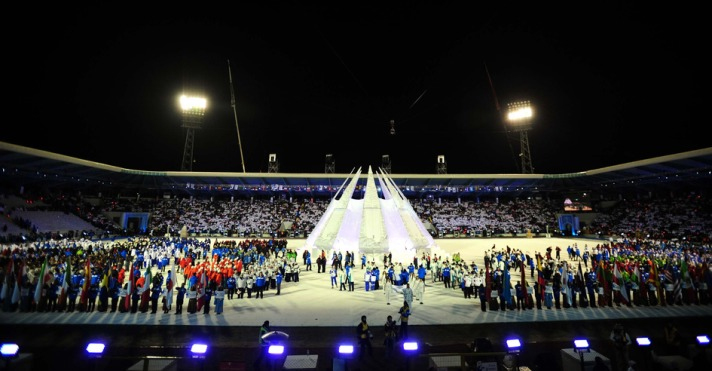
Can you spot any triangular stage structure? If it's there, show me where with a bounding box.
[304,166,443,263]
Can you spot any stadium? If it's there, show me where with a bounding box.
[1,141,711,371]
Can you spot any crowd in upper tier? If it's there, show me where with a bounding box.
[1,190,711,245]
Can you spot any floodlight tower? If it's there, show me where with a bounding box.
[267,153,279,173]
[180,95,207,171]
[436,155,447,174]
[381,154,391,174]
[325,154,335,173]
[506,100,534,174]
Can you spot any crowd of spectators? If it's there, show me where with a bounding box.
[587,193,712,244]
[145,197,328,237]
[412,198,559,236]
[1,190,712,246]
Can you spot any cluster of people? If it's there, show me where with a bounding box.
[0,236,305,316]
[413,198,559,237]
[146,197,328,238]
[471,241,712,313]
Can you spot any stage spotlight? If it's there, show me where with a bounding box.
[697,335,710,346]
[268,345,285,355]
[190,343,208,358]
[338,345,354,355]
[506,338,522,354]
[0,343,19,358]
[636,337,651,347]
[86,342,105,357]
[403,341,419,351]
[573,339,590,352]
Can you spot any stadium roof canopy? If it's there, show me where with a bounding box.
[1,141,711,199]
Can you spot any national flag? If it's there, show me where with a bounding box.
[58,262,72,308]
[485,261,491,302]
[596,260,608,292]
[79,257,91,308]
[649,259,665,306]
[632,263,645,297]
[664,265,674,286]
[124,262,134,311]
[681,258,694,289]
[536,254,546,298]
[140,266,152,294]
[502,263,512,306]
[33,256,48,305]
[165,257,176,309]
[11,260,23,305]
[100,268,109,289]
[140,265,152,310]
[576,261,588,304]
[196,270,207,312]
[0,259,11,301]
[673,263,683,304]
[562,261,572,306]
[520,259,528,307]
[613,262,629,305]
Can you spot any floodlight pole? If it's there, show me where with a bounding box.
[228,60,247,173]
[519,130,533,174]
[180,96,206,172]
[505,101,534,174]
[181,128,196,171]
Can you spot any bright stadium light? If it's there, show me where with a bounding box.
[179,94,207,172]
[505,100,535,174]
[506,102,533,124]
[180,95,207,112]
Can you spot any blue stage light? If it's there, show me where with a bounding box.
[636,337,651,346]
[338,345,354,355]
[268,345,285,355]
[190,343,208,358]
[402,341,418,351]
[86,343,105,355]
[506,338,522,353]
[573,339,589,352]
[0,344,19,358]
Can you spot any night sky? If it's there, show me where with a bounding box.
[5,3,708,174]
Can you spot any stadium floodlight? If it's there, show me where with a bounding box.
[506,101,533,128]
[505,100,535,174]
[506,338,522,354]
[190,343,208,358]
[636,337,651,347]
[180,95,207,113]
[0,343,19,358]
[86,342,105,357]
[179,94,207,171]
